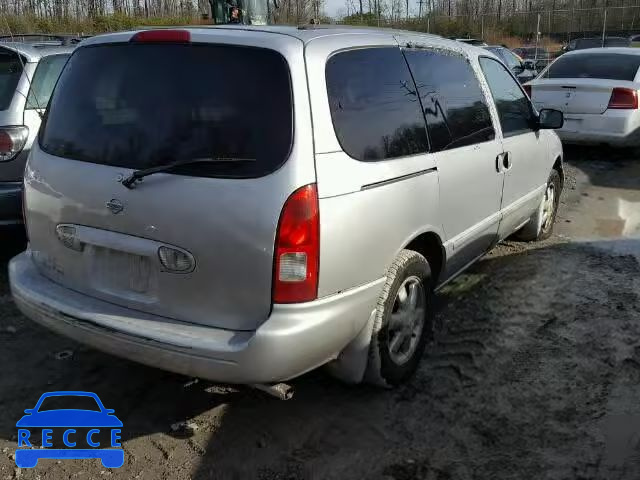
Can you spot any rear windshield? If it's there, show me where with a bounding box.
[543,53,640,80]
[574,38,630,49]
[0,49,23,110]
[40,44,293,179]
[605,38,631,47]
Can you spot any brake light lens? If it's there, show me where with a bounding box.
[608,88,638,109]
[273,184,319,303]
[130,30,191,43]
[0,126,28,162]
[523,84,532,98]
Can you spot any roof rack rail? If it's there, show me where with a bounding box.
[0,33,91,46]
[296,24,441,37]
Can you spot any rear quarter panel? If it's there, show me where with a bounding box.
[315,160,441,297]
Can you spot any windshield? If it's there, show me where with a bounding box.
[543,53,640,80]
[40,43,293,179]
[38,395,101,412]
[0,48,23,110]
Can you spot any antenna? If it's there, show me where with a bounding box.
[1,16,44,118]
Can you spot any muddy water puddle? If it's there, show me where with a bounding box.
[558,158,640,258]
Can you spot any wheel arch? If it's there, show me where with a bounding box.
[403,230,446,286]
[552,155,564,188]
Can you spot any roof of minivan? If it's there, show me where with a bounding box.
[0,42,75,62]
[81,25,486,55]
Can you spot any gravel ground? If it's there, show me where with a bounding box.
[1,148,639,480]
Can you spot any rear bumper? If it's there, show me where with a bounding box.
[10,252,383,384]
[0,182,22,226]
[557,128,640,147]
[554,111,640,147]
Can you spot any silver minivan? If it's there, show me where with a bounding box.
[0,41,74,231]
[10,26,564,388]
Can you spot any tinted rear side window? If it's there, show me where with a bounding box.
[404,49,495,152]
[40,44,293,179]
[326,47,428,161]
[0,49,23,110]
[26,54,69,110]
[544,53,640,80]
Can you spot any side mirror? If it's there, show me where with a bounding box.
[523,59,536,70]
[539,109,564,129]
[105,409,115,414]
[513,63,525,74]
[24,409,34,414]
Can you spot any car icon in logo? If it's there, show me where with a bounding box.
[15,391,124,468]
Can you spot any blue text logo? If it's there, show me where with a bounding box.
[15,391,124,468]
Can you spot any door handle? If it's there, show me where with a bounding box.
[496,152,512,173]
[503,152,513,170]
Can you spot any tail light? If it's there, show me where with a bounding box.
[130,30,191,43]
[0,126,28,162]
[523,84,532,98]
[608,88,638,109]
[273,184,319,304]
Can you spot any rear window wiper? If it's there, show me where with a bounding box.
[121,157,256,189]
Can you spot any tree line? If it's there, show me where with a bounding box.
[0,0,635,40]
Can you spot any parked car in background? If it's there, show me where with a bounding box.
[484,45,537,83]
[0,39,74,232]
[526,48,640,147]
[513,46,553,70]
[565,36,631,52]
[10,27,564,390]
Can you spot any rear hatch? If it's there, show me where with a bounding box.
[25,35,305,331]
[531,52,640,114]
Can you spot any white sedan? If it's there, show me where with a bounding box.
[525,48,640,147]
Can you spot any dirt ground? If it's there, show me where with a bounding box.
[1,147,639,480]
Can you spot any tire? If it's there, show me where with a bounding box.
[365,250,434,387]
[516,169,562,242]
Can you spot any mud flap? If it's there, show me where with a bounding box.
[325,309,376,384]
